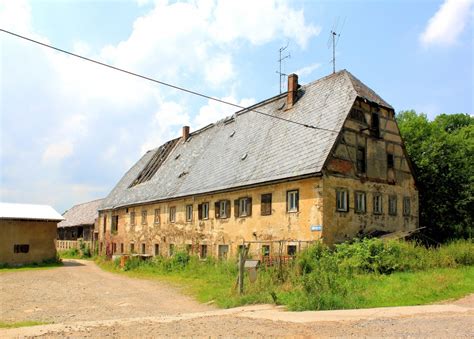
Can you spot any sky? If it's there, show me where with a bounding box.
[0,0,473,213]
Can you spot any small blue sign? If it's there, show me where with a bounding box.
[311,225,322,232]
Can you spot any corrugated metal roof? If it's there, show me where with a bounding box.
[100,70,392,210]
[0,202,64,221]
[58,199,103,228]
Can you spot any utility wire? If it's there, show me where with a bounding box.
[0,28,339,133]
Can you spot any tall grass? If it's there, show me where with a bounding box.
[96,238,474,310]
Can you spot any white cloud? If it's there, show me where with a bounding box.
[42,141,74,163]
[294,62,321,78]
[420,0,474,47]
[205,54,235,87]
[194,96,255,129]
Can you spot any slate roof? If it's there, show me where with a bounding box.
[58,199,103,228]
[100,70,392,210]
[0,202,64,221]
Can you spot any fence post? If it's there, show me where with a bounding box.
[238,250,244,295]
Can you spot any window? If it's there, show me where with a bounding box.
[356,147,366,174]
[389,195,397,215]
[262,245,270,257]
[130,211,136,226]
[355,191,366,213]
[387,153,394,169]
[186,205,193,222]
[153,244,159,256]
[141,243,146,254]
[130,243,135,253]
[198,202,209,220]
[287,190,299,212]
[169,244,175,256]
[154,208,160,224]
[111,215,119,232]
[287,245,297,256]
[218,244,229,259]
[349,108,366,123]
[215,200,230,219]
[235,197,252,217]
[112,243,117,253]
[403,197,411,216]
[200,245,208,259]
[336,190,349,212]
[13,244,29,253]
[261,193,272,216]
[169,206,176,223]
[141,210,147,225]
[371,112,380,138]
[120,243,124,253]
[373,194,383,214]
[103,215,107,233]
[185,244,192,254]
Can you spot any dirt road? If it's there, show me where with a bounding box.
[1,259,473,337]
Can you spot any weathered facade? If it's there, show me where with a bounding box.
[98,70,418,258]
[0,203,63,265]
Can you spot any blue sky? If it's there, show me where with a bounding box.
[1,0,473,213]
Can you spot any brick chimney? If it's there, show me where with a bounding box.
[287,73,298,109]
[182,126,190,140]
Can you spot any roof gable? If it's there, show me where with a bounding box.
[100,70,391,210]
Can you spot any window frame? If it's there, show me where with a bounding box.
[169,206,176,223]
[130,211,136,226]
[355,191,366,214]
[388,195,397,216]
[260,193,272,216]
[202,202,209,220]
[336,189,349,212]
[141,210,147,225]
[373,193,383,214]
[356,146,366,174]
[111,215,119,233]
[287,190,299,213]
[387,153,395,169]
[154,208,160,225]
[186,204,193,222]
[403,197,411,216]
[13,244,29,254]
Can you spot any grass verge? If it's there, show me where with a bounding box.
[0,260,62,273]
[0,321,51,329]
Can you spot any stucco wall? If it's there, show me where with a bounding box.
[99,177,323,258]
[0,219,57,265]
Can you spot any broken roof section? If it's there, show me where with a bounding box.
[101,70,392,210]
[58,199,104,228]
[0,202,64,221]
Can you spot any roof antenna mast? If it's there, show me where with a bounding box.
[276,42,290,93]
[327,17,345,74]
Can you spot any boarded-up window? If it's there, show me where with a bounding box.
[356,147,366,174]
[261,193,272,216]
[287,190,299,212]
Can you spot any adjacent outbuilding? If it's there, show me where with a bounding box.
[0,202,64,265]
[57,199,103,242]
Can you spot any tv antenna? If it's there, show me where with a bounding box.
[327,17,345,74]
[276,43,290,93]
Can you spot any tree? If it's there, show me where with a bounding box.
[397,111,473,242]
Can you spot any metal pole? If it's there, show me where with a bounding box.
[332,31,336,74]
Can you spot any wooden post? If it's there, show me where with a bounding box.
[238,250,244,295]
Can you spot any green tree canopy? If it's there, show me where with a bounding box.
[397,111,473,242]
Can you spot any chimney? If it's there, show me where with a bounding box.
[287,73,298,109]
[182,126,190,140]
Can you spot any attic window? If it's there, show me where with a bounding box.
[229,131,235,137]
[241,153,248,160]
[350,108,366,123]
[129,138,179,188]
[370,112,380,138]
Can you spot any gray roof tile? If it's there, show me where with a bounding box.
[100,70,391,210]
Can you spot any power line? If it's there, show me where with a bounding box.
[0,28,339,133]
